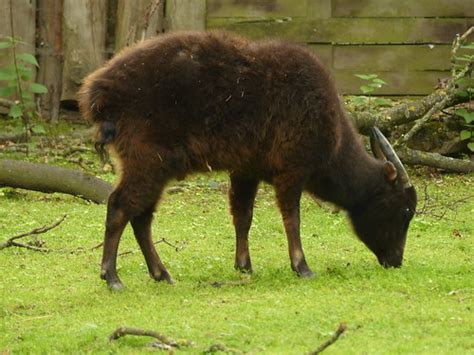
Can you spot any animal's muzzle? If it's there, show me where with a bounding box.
[377,253,403,268]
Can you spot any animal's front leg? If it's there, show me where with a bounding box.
[274,175,314,278]
[229,175,259,273]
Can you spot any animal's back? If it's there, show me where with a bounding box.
[79,31,345,178]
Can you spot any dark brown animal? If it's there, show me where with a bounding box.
[79,31,417,290]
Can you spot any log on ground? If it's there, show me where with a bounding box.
[0,159,112,203]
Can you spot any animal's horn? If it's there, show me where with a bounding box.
[370,130,385,160]
[371,127,412,188]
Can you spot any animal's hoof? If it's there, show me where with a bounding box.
[234,263,253,274]
[298,269,315,278]
[152,271,174,284]
[293,261,315,278]
[107,280,125,291]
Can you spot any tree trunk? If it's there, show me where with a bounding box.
[37,0,64,122]
[0,159,112,203]
[61,0,107,102]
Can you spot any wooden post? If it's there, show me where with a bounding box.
[61,0,107,103]
[37,0,64,122]
[166,0,206,31]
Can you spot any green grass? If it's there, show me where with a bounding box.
[0,125,473,353]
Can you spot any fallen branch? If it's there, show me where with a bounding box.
[0,133,28,144]
[0,97,15,109]
[109,326,191,350]
[350,89,467,134]
[0,215,66,251]
[396,147,474,173]
[310,323,347,354]
[0,159,112,203]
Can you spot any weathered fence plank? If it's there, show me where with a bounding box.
[0,0,36,97]
[333,45,453,71]
[208,17,474,44]
[207,0,309,18]
[0,0,36,45]
[37,0,64,122]
[61,0,107,102]
[166,0,206,31]
[115,0,165,51]
[333,70,449,95]
[332,0,474,18]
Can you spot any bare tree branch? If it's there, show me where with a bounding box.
[310,323,347,354]
[108,326,192,350]
[0,215,67,251]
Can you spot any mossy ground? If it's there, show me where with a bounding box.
[0,121,472,353]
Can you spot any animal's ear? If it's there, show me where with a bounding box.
[383,161,398,183]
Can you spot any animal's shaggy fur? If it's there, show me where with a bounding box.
[79,31,416,289]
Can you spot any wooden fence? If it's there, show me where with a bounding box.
[0,0,473,120]
[207,0,474,95]
[0,0,205,121]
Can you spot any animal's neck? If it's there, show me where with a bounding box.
[308,131,381,211]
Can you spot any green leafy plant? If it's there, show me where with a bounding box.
[350,74,390,110]
[453,41,474,152]
[0,36,48,133]
[455,108,474,152]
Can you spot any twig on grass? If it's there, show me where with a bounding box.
[0,215,67,252]
[118,237,182,256]
[417,182,474,221]
[109,326,192,350]
[91,241,103,250]
[310,323,347,354]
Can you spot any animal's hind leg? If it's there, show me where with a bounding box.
[229,174,259,273]
[101,191,129,291]
[273,173,314,278]
[131,206,173,284]
[101,170,168,290]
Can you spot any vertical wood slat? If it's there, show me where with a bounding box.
[0,0,36,47]
[0,0,36,100]
[61,0,107,102]
[166,0,206,31]
[37,0,64,122]
[114,0,165,51]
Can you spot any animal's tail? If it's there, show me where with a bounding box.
[78,75,117,162]
[94,120,116,162]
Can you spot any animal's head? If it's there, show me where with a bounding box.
[349,128,417,268]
